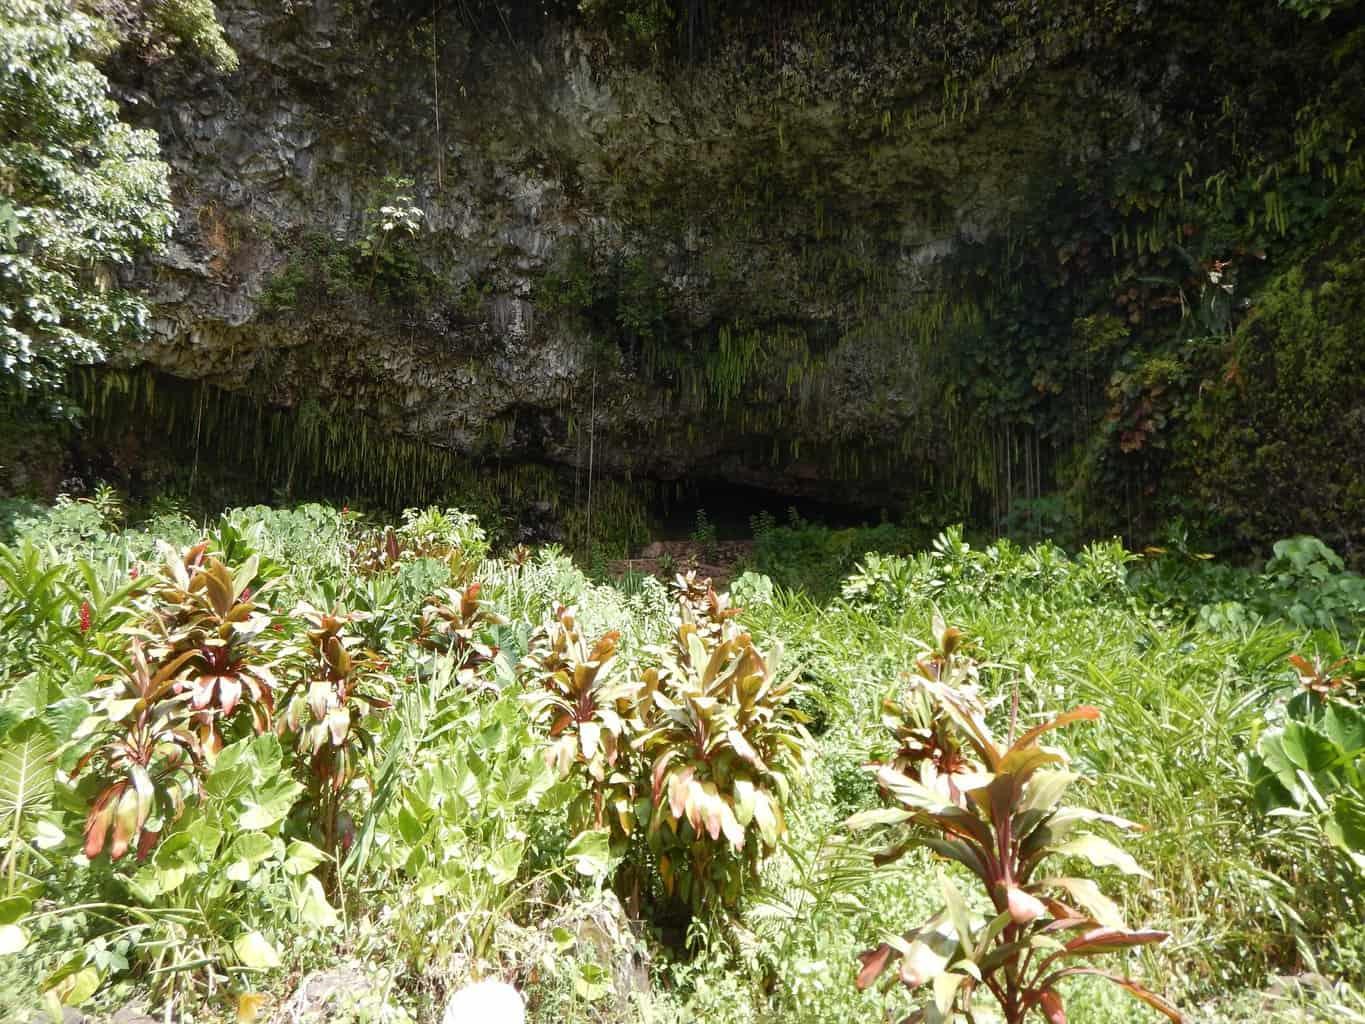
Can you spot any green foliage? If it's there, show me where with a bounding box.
[638,598,813,916]
[752,515,927,600]
[1,496,1362,1021]
[1245,653,1365,873]
[848,620,1179,1022]
[148,0,239,70]
[0,0,229,394]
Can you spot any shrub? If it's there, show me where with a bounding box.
[849,620,1180,1023]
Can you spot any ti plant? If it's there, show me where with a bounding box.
[137,542,279,756]
[278,604,394,864]
[671,571,742,644]
[74,640,205,861]
[415,583,507,682]
[638,599,813,913]
[521,606,636,841]
[849,621,1180,1024]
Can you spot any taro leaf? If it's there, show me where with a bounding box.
[1280,721,1344,775]
[225,832,277,881]
[566,828,611,876]
[1326,795,1365,854]
[238,777,303,830]
[486,840,525,884]
[1051,834,1150,878]
[233,930,282,969]
[1323,704,1365,757]
[0,924,27,955]
[575,962,611,1001]
[284,840,328,876]
[0,720,56,836]
[298,874,339,928]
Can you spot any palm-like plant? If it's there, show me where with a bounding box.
[279,604,394,862]
[74,640,205,861]
[138,543,278,755]
[639,619,813,912]
[415,583,507,677]
[849,628,1181,1024]
[522,606,635,837]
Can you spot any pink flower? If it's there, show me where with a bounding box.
[79,601,92,634]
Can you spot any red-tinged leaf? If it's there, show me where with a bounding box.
[1063,927,1169,956]
[308,680,332,722]
[1011,706,1101,753]
[726,728,767,769]
[647,748,674,808]
[668,765,695,820]
[219,675,243,717]
[1042,969,1183,1022]
[136,828,160,862]
[111,780,143,861]
[191,677,218,710]
[1007,884,1048,924]
[1038,988,1066,1024]
[700,781,724,841]
[130,764,154,828]
[856,943,895,990]
[327,706,351,746]
[83,783,122,858]
[588,631,620,664]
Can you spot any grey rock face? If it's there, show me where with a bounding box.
[109,1,1154,506]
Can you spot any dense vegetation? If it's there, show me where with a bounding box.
[0,495,1361,1022]
[2,1,1364,1020]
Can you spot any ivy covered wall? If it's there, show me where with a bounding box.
[20,0,1360,553]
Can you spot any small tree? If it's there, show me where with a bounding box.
[0,0,232,395]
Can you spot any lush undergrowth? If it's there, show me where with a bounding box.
[0,495,1362,1023]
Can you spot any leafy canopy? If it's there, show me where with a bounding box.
[0,0,233,395]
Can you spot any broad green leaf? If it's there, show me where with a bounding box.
[1327,796,1365,854]
[0,895,33,926]
[1051,834,1150,878]
[284,840,328,876]
[1038,876,1127,929]
[1019,770,1079,817]
[238,778,303,831]
[1280,721,1343,775]
[845,807,915,830]
[1324,704,1365,757]
[895,923,958,988]
[298,874,339,928]
[939,872,976,954]
[566,828,612,876]
[933,971,966,1016]
[0,924,27,955]
[575,961,611,1001]
[486,841,525,885]
[233,931,282,969]
[0,721,56,833]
